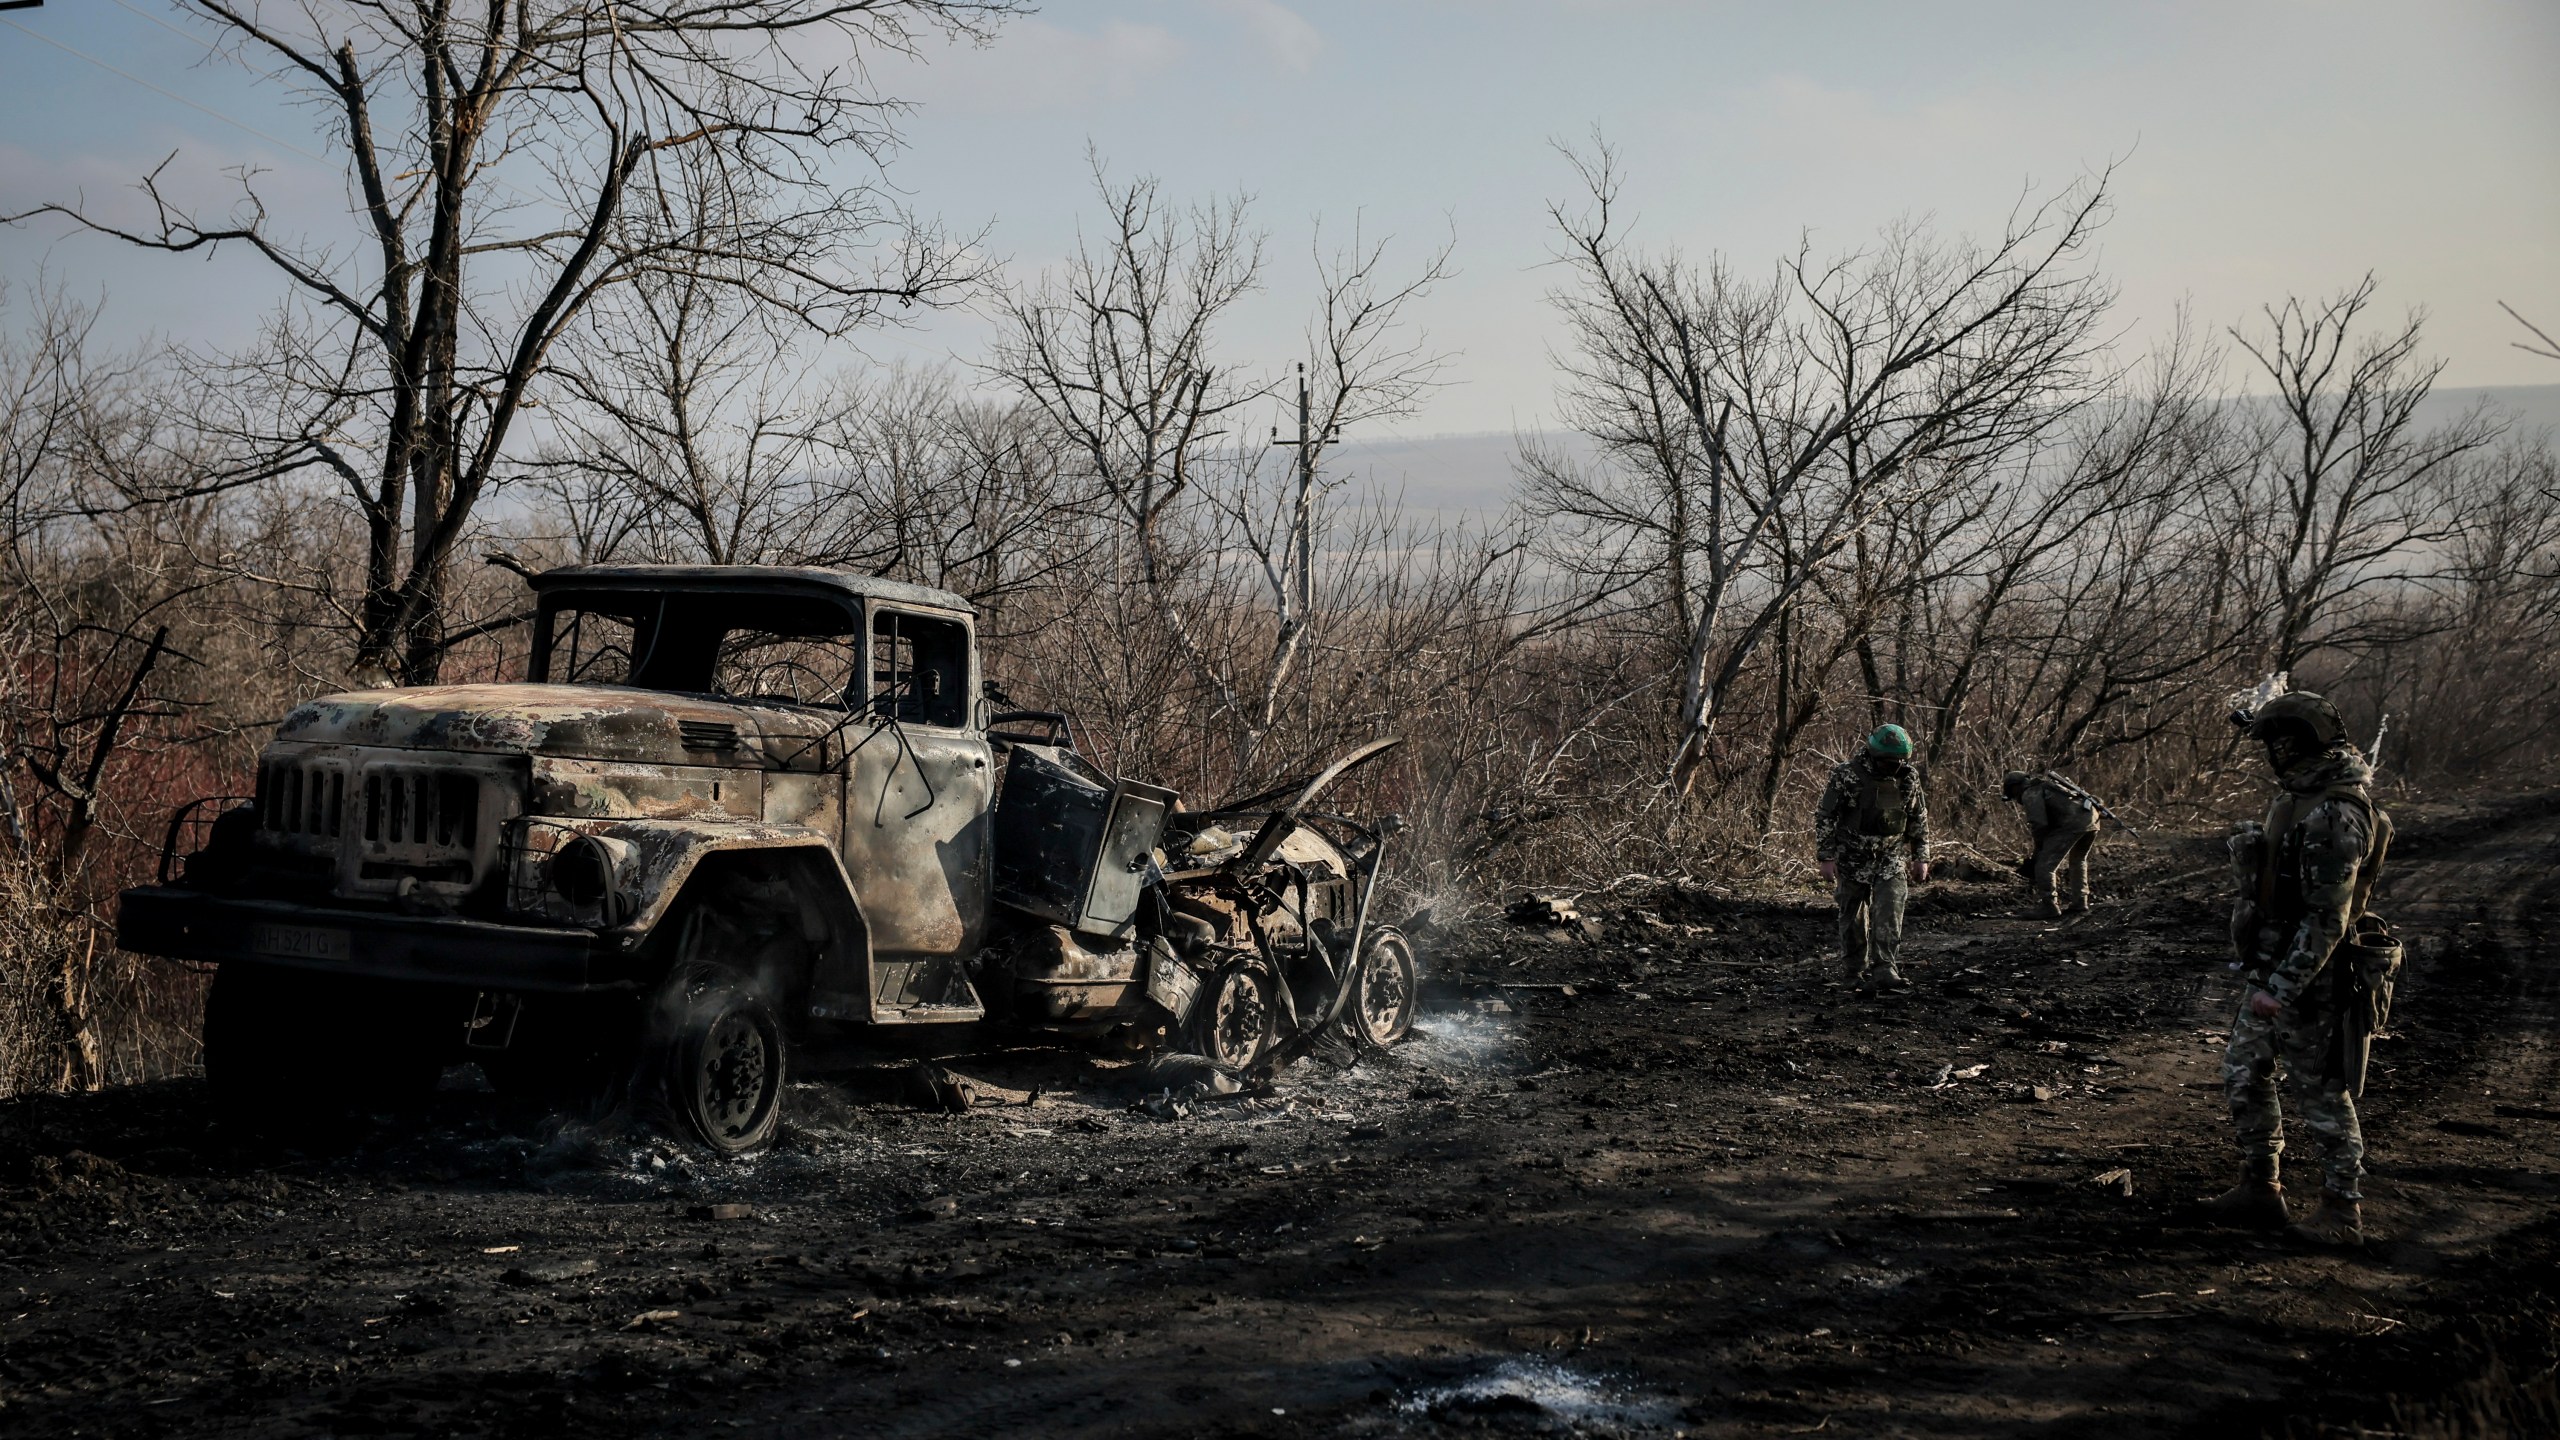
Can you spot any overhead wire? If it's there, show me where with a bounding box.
[0,12,328,163]
[6,6,580,217]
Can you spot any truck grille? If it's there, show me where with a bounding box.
[363,767,482,850]
[260,759,347,837]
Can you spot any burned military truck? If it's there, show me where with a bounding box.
[117,565,1419,1152]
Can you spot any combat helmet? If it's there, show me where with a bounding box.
[1866,724,1914,759]
[2245,691,2346,748]
[2001,770,2031,801]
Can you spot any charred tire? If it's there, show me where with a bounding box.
[1187,957,1279,1071]
[649,963,787,1155]
[204,963,447,1126]
[1346,928,1420,1049]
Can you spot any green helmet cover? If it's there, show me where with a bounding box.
[1866,724,1914,759]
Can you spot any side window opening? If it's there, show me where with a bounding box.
[550,605,648,686]
[872,610,969,728]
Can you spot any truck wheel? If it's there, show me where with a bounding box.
[651,962,787,1155]
[1188,958,1277,1071]
[1347,929,1420,1048]
[205,963,445,1126]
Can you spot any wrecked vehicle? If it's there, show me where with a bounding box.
[117,565,1418,1153]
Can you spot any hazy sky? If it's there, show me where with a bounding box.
[3,0,2554,437]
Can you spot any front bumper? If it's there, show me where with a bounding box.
[117,886,637,993]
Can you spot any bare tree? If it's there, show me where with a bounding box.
[992,166,1454,780]
[1197,222,1453,775]
[2228,276,2500,672]
[1532,141,2117,795]
[534,259,822,568]
[2503,301,2560,363]
[990,163,1268,657]
[6,0,1021,683]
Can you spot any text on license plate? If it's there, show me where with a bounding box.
[249,923,352,962]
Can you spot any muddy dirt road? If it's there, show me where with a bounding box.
[5,797,2559,1438]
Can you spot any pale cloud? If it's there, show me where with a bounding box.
[1214,0,1323,73]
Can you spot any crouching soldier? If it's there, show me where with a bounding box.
[1815,725,1931,993]
[2202,692,2396,1247]
[2002,770,2103,917]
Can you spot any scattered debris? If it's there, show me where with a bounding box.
[499,1258,598,1286]
[1507,893,1582,926]
[2090,1167,2135,1197]
[687,1203,755,1222]
[904,1063,982,1114]
[620,1309,681,1331]
[1140,1052,1241,1097]
[1131,1052,1250,1121]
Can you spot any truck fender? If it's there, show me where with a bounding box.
[509,817,871,1011]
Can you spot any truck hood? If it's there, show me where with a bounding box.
[274,684,833,766]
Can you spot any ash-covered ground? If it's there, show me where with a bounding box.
[6,796,2559,1438]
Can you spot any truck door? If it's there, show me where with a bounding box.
[841,604,993,1019]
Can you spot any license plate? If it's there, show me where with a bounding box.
[248,923,352,963]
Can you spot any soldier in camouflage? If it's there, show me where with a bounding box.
[2200,691,2393,1248]
[1815,725,1931,993]
[2002,770,2103,918]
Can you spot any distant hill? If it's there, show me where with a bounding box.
[1333,383,2560,522]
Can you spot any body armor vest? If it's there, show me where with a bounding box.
[2256,783,2392,929]
[1857,771,1909,839]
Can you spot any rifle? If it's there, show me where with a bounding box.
[2049,773,2140,837]
[2087,793,2140,837]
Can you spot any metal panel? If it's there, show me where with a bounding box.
[990,744,1175,940]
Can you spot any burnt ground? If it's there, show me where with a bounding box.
[6,798,2560,1439]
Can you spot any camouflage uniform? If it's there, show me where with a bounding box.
[1814,756,1931,986]
[2223,746,2392,1200]
[2005,771,2102,915]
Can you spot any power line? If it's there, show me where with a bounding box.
[0,13,328,163]
[105,0,221,57]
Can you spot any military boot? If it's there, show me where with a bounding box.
[2196,1171,2288,1230]
[2287,1189,2363,1248]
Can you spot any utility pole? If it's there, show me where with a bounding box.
[1271,362,1339,631]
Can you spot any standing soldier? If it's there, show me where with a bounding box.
[1815,725,1932,993]
[2200,691,2395,1247]
[2002,770,2104,917]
